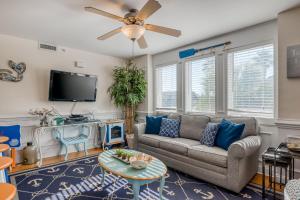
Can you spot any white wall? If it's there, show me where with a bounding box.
[278,6,300,121]
[153,20,277,67]
[0,34,124,117]
[0,34,124,160]
[133,55,153,116]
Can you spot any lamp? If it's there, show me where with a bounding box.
[121,24,145,40]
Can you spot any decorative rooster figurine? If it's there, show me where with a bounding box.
[0,60,26,82]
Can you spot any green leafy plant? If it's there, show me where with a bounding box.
[108,61,147,135]
[116,149,123,157]
[126,152,134,159]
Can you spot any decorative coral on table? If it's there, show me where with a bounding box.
[29,108,54,126]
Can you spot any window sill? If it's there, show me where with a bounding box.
[155,108,177,112]
[185,111,215,117]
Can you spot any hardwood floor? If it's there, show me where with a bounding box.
[9,148,103,174]
[251,173,284,193]
[9,148,284,192]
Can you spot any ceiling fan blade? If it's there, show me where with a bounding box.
[137,35,148,49]
[145,24,181,37]
[136,0,161,20]
[85,7,124,22]
[97,27,122,40]
[110,0,131,11]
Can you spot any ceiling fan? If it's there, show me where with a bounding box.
[85,0,182,49]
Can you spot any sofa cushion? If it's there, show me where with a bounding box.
[139,143,228,175]
[159,118,180,138]
[180,115,210,140]
[188,145,228,168]
[138,134,170,148]
[215,119,245,150]
[145,115,167,134]
[210,117,256,138]
[159,138,200,156]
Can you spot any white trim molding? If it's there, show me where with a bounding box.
[276,119,300,129]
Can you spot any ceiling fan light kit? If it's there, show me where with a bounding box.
[121,25,145,40]
[85,0,181,49]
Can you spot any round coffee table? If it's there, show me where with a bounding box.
[98,149,167,200]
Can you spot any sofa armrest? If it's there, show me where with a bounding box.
[228,135,262,159]
[133,123,146,149]
[134,123,146,136]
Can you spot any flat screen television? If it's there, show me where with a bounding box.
[48,70,97,102]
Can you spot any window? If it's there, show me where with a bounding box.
[227,44,274,117]
[155,64,177,109]
[186,56,216,113]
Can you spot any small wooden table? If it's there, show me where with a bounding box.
[0,144,9,153]
[0,157,13,170]
[0,136,9,143]
[0,183,16,200]
[98,150,167,200]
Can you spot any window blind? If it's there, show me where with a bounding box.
[227,44,274,117]
[187,56,216,113]
[155,64,177,109]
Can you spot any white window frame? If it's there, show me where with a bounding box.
[154,63,178,111]
[152,41,276,120]
[184,53,217,115]
[224,41,275,119]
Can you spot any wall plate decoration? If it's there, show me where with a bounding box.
[0,60,26,82]
[287,44,300,78]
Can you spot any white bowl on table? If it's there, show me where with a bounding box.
[130,160,148,169]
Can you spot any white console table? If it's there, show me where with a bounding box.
[33,120,103,167]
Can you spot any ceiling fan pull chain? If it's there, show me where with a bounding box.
[131,39,135,61]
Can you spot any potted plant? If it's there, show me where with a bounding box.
[108,61,147,149]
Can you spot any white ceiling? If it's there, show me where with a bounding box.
[0,0,299,58]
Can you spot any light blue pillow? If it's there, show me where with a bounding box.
[215,119,245,150]
[200,123,220,147]
[159,118,180,138]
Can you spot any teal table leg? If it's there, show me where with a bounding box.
[132,181,140,200]
[159,176,165,200]
[101,167,105,186]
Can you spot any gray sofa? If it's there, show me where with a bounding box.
[134,113,262,193]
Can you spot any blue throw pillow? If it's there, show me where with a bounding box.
[200,123,220,147]
[159,118,180,138]
[215,119,245,150]
[145,115,167,134]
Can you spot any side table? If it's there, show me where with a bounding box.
[262,146,293,199]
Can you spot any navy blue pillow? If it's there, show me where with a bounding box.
[145,115,167,134]
[215,119,245,150]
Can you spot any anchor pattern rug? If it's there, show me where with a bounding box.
[10,155,272,200]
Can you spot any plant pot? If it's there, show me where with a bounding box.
[126,134,135,149]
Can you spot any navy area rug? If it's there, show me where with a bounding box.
[10,155,272,200]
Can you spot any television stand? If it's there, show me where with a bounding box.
[33,119,101,167]
[66,115,88,123]
[69,114,84,118]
